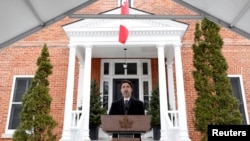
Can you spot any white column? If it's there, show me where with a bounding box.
[60,45,77,141]
[174,44,191,141]
[166,60,176,110]
[82,46,92,141]
[77,62,84,108]
[157,44,168,141]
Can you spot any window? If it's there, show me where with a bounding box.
[7,77,32,131]
[115,63,125,75]
[127,63,137,75]
[229,76,248,124]
[142,62,148,75]
[114,63,137,75]
[143,81,149,110]
[104,63,109,75]
[103,81,109,111]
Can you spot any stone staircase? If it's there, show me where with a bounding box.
[94,127,157,141]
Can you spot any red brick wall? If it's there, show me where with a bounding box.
[91,58,101,87]
[0,46,69,140]
[151,58,159,90]
[181,46,250,141]
[1,0,250,141]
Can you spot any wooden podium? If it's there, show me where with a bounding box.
[101,115,151,141]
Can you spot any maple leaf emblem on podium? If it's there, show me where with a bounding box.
[119,116,133,129]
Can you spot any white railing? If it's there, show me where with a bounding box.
[165,110,180,141]
[70,110,84,141]
[168,110,179,128]
[69,110,180,141]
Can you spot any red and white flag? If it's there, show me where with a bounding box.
[119,0,129,44]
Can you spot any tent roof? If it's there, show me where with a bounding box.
[1,0,249,49]
[174,0,250,39]
[0,0,97,49]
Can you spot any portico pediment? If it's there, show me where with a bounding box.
[63,7,188,44]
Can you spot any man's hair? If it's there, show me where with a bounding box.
[120,79,133,89]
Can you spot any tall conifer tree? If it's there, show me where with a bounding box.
[192,18,242,141]
[13,44,57,141]
[148,86,160,127]
[89,79,106,140]
[89,79,106,127]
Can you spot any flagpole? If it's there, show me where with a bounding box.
[119,0,129,44]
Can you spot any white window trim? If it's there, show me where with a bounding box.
[228,74,249,124]
[2,75,33,138]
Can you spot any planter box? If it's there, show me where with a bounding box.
[89,126,99,140]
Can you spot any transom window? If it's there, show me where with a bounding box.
[114,63,137,75]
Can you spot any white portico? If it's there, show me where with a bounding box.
[61,7,190,141]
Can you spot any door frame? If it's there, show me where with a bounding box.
[100,59,152,111]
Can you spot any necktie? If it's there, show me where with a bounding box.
[125,100,129,105]
[124,100,129,115]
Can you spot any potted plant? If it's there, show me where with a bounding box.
[89,80,107,140]
[147,86,161,140]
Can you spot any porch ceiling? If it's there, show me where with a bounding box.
[75,44,174,59]
[92,45,158,58]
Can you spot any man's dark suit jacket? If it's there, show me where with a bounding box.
[109,97,145,140]
[109,97,145,115]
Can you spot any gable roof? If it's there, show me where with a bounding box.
[63,7,188,44]
[63,7,188,59]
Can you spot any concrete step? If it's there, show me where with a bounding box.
[91,137,158,141]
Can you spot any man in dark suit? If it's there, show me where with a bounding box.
[109,79,145,140]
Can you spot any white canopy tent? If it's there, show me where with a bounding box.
[0,0,250,49]
[174,0,250,39]
[0,0,97,49]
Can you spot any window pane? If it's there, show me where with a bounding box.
[9,77,32,129]
[143,81,149,96]
[103,96,108,111]
[115,63,125,75]
[144,96,149,111]
[8,104,22,129]
[13,79,30,102]
[103,81,109,94]
[103,81,109,111]
[104,63,109,75]
[127,63,137,75]
[143,81,149,110]
[143,63,148,75]
[229,77,247,124]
